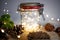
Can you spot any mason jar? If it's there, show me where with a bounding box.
[18,2,44,32]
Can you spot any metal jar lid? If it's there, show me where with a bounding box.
[20,2,44,9]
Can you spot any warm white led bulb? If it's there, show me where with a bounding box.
[1,29,4,33]
[17,35,20,38]
[31,18,34,21]
[46,14,49,18]
[4,22,6,24]
[57,18,60,21]
[28,17,31,20]
[22,22,26,25]
[51,18,54,20]
[34,12,37,15]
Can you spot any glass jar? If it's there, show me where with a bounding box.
[18,2,44,32]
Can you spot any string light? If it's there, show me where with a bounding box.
[28,17,31,20]
[17,35,20,38]
[1,29,5,33]
[4,22,6,24]
[57,18,60,21]
[46,14,49,18]
[16,11,18,13]
[5,2,7,5]
[7,13,9,14]
[3,9,6,12]
[51,18,54,20]
[22,22,26,25]
[34,12,37,15]
[31,18,34,21]
[7,10,9,12]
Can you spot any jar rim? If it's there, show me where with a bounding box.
[20,2,44,7]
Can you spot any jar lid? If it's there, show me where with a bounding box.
[20,2,44,9]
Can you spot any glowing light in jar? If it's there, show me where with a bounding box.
[22,22,26,25]
[24,23,39,32]
[31,18,34,21]
[28,17,31,21]
[34,12,37,15]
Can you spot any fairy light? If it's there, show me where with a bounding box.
[1,29,5,33]
[16,11,18,13]
[46,14,49,18]
[34,12,37,15]
[25,23,39,32]
[4,22,6,24]
[57,18,60,21]
[19,3,45,32]
[27,17,32,22]
[17,35,20,38]
[31,18,34,21]
[21,11,40,32]
[7,10,9,12]
[26,25,33,31]
[5,2,7,5]
[22,22,26,25]
[28,17,31,20]
[3,9,6,12]
[51,18,54,20]
[7,13,9,14]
